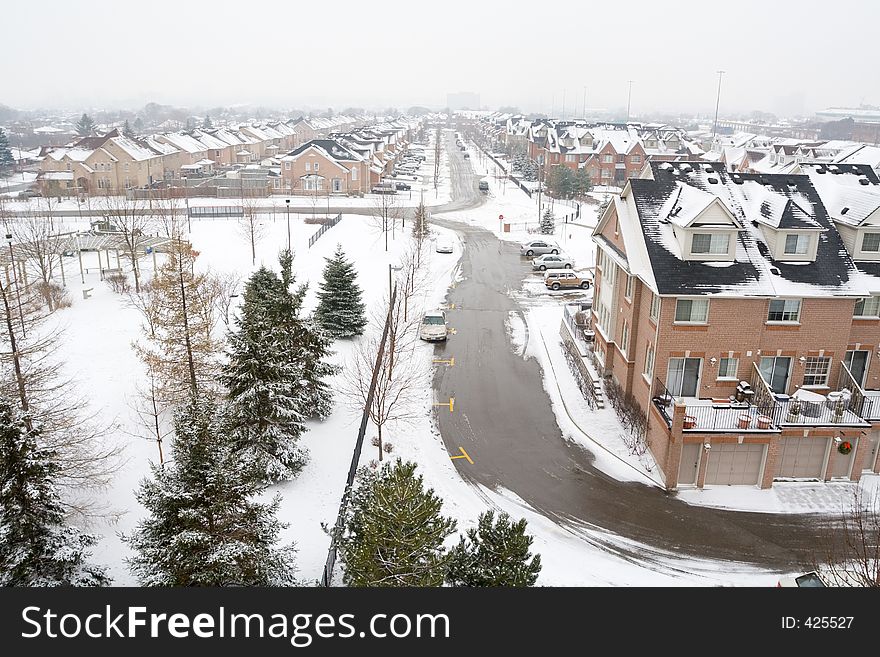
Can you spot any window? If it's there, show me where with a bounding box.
[566,154,576,163]
[630,154,641,164]
[625,274,634,299]
[803,357,831,387]
[718,357,738,379]
[667,357,702,397]
[760,356,792,394]
[285,161,291,170]
[644,343,655,377]
[767,298,801,322]
[649,292,660,322]
[305,162,311,171]
[691,233,730,255]
[620,319,629,355]
[854,296,880,318]
[332,178,342,192]
[123,162,129,172]
[784,233,809,255]
[863,233,880,252]
[601,169,612,178]
[314,163,319,172]
[352,167,358,181]
[602,154,614,163]
[674,298,709,323]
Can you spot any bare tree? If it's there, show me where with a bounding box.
[152,190,183,240]
[0,272,120,513]
[370,191,403,252]
[238,198,265,265]
[101,195,152,293]
[126,363,172,466]
[433,127,442,190]
[812,487,880,587]
[344,290,426,460]
[8,212,68,311]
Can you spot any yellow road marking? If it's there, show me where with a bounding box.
[449,446,474,465]
[432,357,455,366]
[448,327,457,335]
[432,397,455,412]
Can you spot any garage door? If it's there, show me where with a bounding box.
[704,443,765,486]
[776,436,829,479]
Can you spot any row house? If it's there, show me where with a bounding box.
[278,139,372,195]
[591,159,880,490]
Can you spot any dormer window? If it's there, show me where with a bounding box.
[861,232,880,253]
[854,296,880,318]
[691,233,729,255]
[783,234,810,255]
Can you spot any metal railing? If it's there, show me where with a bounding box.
[651,378,675,427]
[307,213,342,248]
[679,402,777,432]
[321,286,397,587]
[838,362,878,420]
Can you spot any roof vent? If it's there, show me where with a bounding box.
[770,267,781,275]
[751,219,759,227]
[841,207,849,215]
[815,167,826,174]
[859,178,870,186]
[707,176,719,184]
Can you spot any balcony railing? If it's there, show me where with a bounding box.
[838,362,880,421]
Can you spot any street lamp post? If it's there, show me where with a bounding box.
[181,175,191,233]
[5,233,26,338]
[285,198,291,251]
[712,70,726,141]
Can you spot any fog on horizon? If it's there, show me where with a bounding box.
[2,0,876,117]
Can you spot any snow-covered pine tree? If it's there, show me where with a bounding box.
[412,201,430,240]
[222,266,307,483]
[124,396,298,586]
[203,114,213,129]
[0,128,14,173]
[75,113,96,137]
[0,400,110,586]
[540,206,555,235]
[277,249,338,419]
[122,120,133,137]
[445,510,542,587]
[339,460,457,587]
[314,245,367,339]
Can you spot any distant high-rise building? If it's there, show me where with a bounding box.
[446,91,480,111]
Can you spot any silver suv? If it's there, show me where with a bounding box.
[520,240,559,256]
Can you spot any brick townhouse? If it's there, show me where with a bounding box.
[591,159,880,489]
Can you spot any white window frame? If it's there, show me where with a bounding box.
[690,232,730,255]
[644,343,655,378]
[717,357,738,380]
[767,298,801,323]
[862,232,880,253]
[783,233,809,255]
[630,154,642,164]
[624,274,634,300]
[854,295,880,318]
[305,162,311,172]
[602,154,614,163]
[674,298,709,324]
[649,292,660,322]
[620,319,629,356]
[802,356,831,388]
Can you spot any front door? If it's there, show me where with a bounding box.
[864,430,880,473]
[760,356,792,394]
[845,350,869,386]
[667,357,702,397]
[678,443,701,486]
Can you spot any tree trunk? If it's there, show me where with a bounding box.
[177,255,198,396]
[0,281,32,431]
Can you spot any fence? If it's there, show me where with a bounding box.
[321,286,397,587]
[508,174,533,198]
[559,315,603,409]
[308,213,342,248]
[187,205,244,218]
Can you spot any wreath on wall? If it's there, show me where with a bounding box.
[838,441,853,455]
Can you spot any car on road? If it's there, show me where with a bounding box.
[520,239,559,256]
[463,153,470,159]
[371,183,397,194]
[478,180,489,192]
[532,253,574,271]
[435,238,454,253]
[419,310,448,342]
[394,181,412,191]
[543,269,592,290]
[390,172,418,180]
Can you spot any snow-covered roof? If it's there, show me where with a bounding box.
[158,132,208,154]
[109,136,157,162]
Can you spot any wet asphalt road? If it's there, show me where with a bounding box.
[430,130,827,570]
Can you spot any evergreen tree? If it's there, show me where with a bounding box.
[575,166,593,198]
[75,113,96,136]
[314,245,367,338]
[222,266,307,482]
[412,201,430,240]
[540,206,555,235]
[0,128,14,172]
[125,396,297,586]
[202,114,213,129]
[340,460,457,587]
[277,249,338,419]
[133,117,145,133]
[122,119,133,137]
[446,510,542,587]
[0,400,110,586]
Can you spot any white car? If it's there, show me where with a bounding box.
[435,238,453,253]
[532,253,574,271]
[419,310,448,342]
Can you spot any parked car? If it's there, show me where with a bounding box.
[777,571,826,587]
[544,269,592,290]
[463,153,470,159]
[520,240,559,256]
[532,253,574,271]
[17,189,42,199]
[478,180,489,192]
[371,183,397,194]
[394,181,412,191]
[419,310,448,342]
[435,238,454,254]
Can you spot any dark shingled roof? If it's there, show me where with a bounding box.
[626,162,864,297]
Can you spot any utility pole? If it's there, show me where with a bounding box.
[582,86,587,119]
[562,89,566,121]
[712,70,726,141]
[626,81,634,122]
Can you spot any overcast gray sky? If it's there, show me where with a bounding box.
[2,0,877,117]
